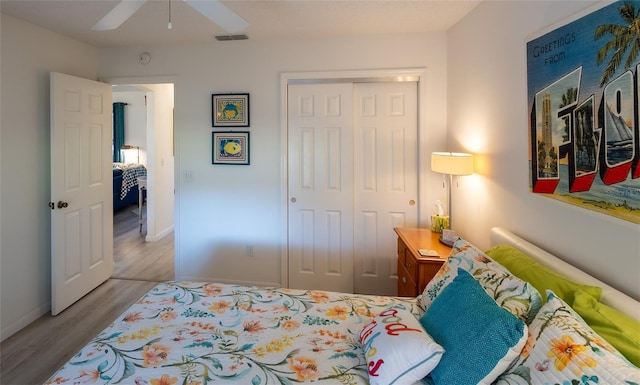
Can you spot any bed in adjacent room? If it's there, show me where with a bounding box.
[44,227,640,385]
[113,163,147,211]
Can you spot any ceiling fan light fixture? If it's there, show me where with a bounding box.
[214,34,249,41]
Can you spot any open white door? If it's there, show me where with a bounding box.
[50,72,114,315]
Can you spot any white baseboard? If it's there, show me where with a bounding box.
[145,224,174,242]
[1,301,50,342]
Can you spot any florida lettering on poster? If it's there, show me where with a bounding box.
[528,1,640,224]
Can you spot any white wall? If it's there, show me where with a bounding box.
[143,83,175,241]
[98,34,449,286]
[113,89,148,164]
[0,14,100,340]
[448,1,640,300]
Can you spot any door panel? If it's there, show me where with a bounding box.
[51,72,113,315]
[287,83,354,292]
[353,82,418,295]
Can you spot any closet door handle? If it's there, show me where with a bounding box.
[57,201,69,209]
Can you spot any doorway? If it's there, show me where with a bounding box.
[111,82,175,281]
[285,73,421,296]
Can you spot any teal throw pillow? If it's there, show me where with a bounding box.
[420,268,528,385]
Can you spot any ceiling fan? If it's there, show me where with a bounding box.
[92,0,248,33]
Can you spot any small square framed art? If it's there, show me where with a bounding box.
[212,93,250,127]
[212,131,250,165]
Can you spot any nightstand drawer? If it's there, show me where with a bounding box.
[397,260,418,297]
[397,238,418,281]
[402,248,418,281]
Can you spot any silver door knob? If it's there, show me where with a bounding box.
[291,197,297,203]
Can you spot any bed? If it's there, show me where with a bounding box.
[44,227,640,385]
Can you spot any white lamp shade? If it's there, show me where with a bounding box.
[431,152,474,175]
[121,144,140,164]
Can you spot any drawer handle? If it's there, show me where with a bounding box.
[401,276,407,284]
[406,262,412,268]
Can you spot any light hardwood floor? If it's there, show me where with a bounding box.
[0,204,174,385]
[113,204,174,281]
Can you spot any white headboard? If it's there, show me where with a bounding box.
[490,227,640,322]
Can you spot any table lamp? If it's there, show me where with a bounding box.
[431,152,474,233]
[121,144,140,164]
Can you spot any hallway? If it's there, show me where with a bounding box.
[113,204,174,281]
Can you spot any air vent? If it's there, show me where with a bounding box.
[215,34,249,41]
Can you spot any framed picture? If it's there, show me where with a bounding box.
[212,131,250,165]
[526,1,640,224]
[212,93,250,127]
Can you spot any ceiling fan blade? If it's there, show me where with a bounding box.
[92,0,147,31]
[185,0,248,33]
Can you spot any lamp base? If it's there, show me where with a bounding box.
[438,236,455,247]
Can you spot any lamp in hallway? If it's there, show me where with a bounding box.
[121,144,140,164]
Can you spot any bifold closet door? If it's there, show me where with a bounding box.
[287,81,418,295]
[287,83,355,292]
[353,82,418,295]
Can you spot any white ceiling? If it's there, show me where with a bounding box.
[0,0,480,48]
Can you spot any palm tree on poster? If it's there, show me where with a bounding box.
[594,1,640,87]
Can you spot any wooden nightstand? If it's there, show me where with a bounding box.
[394,228,453,297]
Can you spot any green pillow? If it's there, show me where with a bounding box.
[572,289,640,368]
[485,244,602,304]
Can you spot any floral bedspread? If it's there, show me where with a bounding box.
[45,281,419,385]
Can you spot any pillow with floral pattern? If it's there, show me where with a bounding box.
[418,238,542,324]
[494,290,640,385]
